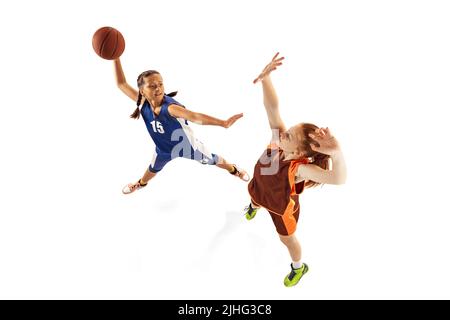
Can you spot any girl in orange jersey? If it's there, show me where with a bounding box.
[245,53,347,287]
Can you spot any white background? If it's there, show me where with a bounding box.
[0,0,449,299]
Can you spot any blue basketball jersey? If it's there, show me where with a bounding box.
[141,95,196,155]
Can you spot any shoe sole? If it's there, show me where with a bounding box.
[303,263,309,275]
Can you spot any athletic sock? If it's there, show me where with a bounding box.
[250,202,260,210]
[292,260,303,270]
[139,179,147,186]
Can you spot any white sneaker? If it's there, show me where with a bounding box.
[122,181,146,194]
[230,165,250,182]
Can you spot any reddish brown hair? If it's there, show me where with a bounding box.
[296,123,330,188]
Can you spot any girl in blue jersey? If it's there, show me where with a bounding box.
[113,58,249,194]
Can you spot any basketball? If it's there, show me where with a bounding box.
[92,27,125,60]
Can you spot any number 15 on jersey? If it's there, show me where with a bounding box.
[150,121,165,134]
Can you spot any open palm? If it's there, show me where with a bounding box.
[309,128,340,156]
[253,52,285,84]
[223,113,243,128]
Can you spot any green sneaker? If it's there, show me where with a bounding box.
[284,263,309,287]
[244,204,259,220]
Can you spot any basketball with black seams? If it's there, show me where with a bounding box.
[92,27,125,60]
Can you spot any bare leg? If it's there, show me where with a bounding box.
[214,155,249,181]
[140,168,157,184]
[279,234,302,262]
[215,155,235,173]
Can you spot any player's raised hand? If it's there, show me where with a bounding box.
[253,52,285,84]
[309,128,341,156]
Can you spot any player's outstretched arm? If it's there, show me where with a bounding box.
[168,105,243,128]
[114,58,139,102]
[254,53,287,135]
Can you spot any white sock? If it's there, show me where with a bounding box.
[292,260,302,269]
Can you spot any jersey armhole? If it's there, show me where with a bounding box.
[294,160,310,184]
[294,181,305,194]
[165,103,185,117]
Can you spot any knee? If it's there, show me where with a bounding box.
[279,234,297,246]
[212,154,221,165]
[199,154,220,166]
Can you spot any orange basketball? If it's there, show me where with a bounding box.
[92,27,125,60]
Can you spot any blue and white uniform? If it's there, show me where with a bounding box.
[141,95,219,173]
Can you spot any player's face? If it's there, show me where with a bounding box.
[279,124,305,156]
[141,74,165,105]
